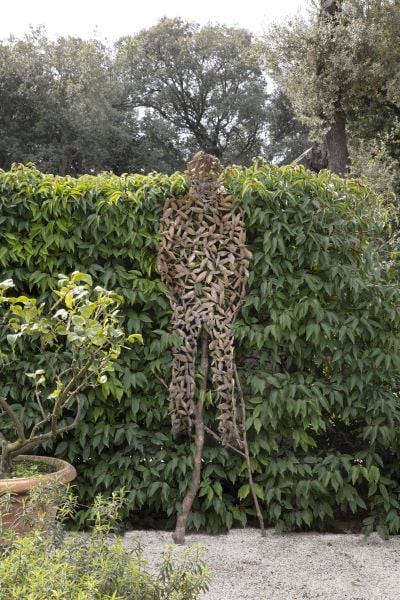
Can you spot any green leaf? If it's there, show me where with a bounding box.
[6,334,19,346]
[65,291,74,309]
[192,512,203,530]
[238,484,250,501]
[148,482,162,497]
[127,333,144,344]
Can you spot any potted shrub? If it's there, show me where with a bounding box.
[0,272,142,534]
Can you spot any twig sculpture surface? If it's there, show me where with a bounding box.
[157,152,252,448]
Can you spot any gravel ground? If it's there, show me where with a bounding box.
[123,528,400,599]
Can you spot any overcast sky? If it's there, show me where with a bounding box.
[0,0,307,41]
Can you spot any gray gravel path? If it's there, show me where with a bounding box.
[123,528,400,599]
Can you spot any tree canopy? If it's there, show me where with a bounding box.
[0,5,399,192]
[0,21,269,175]
[115,18,268,163]
[265,0,400,186]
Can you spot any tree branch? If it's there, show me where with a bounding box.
[34,387,46,420]
[10,435,52,458]
[172,329,208,544]
[234,364,266,537]
[154,372,169,390]
[57,398,83,434]
[29,414,52,439]
[0,396,26,443]
[51,355,94,438]
[204,425,246,458]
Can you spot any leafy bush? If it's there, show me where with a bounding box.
[1,161,400,536]
[0,272,142,477]
[0,533,209,599]
[0,490,210,600]
[227,163,400,537]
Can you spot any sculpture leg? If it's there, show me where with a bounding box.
[169,304,201,437]
[209,308,241,447]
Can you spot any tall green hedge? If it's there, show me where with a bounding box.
[1,162,400,536]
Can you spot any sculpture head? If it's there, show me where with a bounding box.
[187,152,223,203]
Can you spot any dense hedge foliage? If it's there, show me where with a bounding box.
[1,162,400,537]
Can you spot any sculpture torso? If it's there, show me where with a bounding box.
[158,191,248,315]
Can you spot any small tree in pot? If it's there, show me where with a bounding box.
[0,272,142,479]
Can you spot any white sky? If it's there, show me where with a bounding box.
[0,0,307,41]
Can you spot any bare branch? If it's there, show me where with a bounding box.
[51,355,94,438]
[29,414,52,439]
[154,372,169,391]
[0,396,26,443]
[204,425,246,458]
[234,364,266,537]
[34,387,46,420]
[11,396,81,457]
[172,329,208,544]
[57,397,82,434]
[10,434,52,458]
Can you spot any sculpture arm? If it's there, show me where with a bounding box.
[156,199,187,303]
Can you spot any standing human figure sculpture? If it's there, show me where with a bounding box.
[157,152,251,447]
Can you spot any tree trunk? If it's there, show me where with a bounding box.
[194,135,221,158]
[294,143,328,172]
[325,107,349,175]
[318,0,350,176]
[172,330,208,544]
[0,442,12,478]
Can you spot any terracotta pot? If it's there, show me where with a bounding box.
[0,455,77,536]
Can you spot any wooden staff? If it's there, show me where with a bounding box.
[172,329,209,544]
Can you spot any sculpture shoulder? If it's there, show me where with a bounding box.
[218,192,233,210]
[161,194,196,219]
[217,193,246,224]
